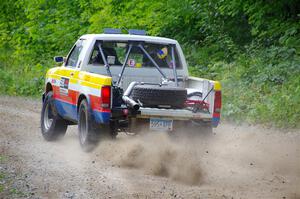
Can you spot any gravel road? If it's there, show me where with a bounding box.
[0,96,299,199]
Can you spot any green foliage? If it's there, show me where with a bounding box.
[0,0,299,127]
[217,46,300,127]
[0,172,4,193]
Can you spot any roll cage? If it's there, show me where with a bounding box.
[96,41,179,87]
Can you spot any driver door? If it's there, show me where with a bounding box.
[58,40,85,120]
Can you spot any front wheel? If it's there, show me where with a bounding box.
[41,91,68,141]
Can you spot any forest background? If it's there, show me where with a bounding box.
[0,0,299,127]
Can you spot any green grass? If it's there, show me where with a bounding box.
[0,156,6,194]
[0,155,27,197]
[0,155,6,162]
[10,188,26,197]
[0,63,47,97]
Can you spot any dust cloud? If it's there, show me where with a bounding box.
[46,123,300,195]
[97,133,207,185]
[1,96,299,198]
[94,123,300,195]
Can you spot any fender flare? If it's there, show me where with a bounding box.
[77,93,91,114]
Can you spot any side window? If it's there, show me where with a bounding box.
[89,45,103,65]
[66,40,85,68]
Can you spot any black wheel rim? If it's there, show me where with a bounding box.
[79,109,88,144]
[43,103,54,130]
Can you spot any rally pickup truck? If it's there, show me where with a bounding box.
[41,29,222,151]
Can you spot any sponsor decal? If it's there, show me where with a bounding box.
[59,77,69,96]
[107,56,115,65]
[128,59,136,67]
[157,47,168,59]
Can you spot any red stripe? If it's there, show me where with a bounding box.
[89,94,111,112]
[213,113,220,118]
[89,95,101,111]
[53,86,60,98]
[68,90,78,104]
[53,85,76,105]
[52,85,110,113]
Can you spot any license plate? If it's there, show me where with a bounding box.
[150,118,173,131]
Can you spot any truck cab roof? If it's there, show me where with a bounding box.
[80,34,178,45]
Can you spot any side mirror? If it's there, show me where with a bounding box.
[54,56,65,63]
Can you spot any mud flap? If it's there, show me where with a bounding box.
[42,92,46,103]
[212,117,220,127]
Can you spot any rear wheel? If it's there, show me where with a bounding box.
[41,91,68,141]
[78,99,101,152]
[109,121,118,139]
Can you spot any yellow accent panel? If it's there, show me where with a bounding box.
[70,78,78,84]
[213,81,221,91]
[46,67,60,78]
[47,69,61,80]
[46,67,112,89]
[46,67,74,78]
[78,72,112,87]
[47,74,60,80]
[80,81,101,89]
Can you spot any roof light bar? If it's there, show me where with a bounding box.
[128,29,146,35]
[103,28,122,34]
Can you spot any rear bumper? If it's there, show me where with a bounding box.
[136,107,212,121]
[135,107,220,127]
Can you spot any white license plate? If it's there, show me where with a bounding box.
[150,118,173,131]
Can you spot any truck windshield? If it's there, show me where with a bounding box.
[88,41,182,69]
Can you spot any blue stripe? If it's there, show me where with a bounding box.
[54,100,77,121]
[93,111,111,124]
[54,99,110,124]
[212,117,220,127]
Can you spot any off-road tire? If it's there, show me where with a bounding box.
[132,85,187,108]
[109,121,118,139]
[78,99,101,152]
[41,91,68,141]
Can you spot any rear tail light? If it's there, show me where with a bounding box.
[101,86,111,108]
[213,90,222,117]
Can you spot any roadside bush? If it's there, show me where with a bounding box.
[190,45,300,128]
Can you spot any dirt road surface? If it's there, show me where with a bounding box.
[0,96,299,199]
